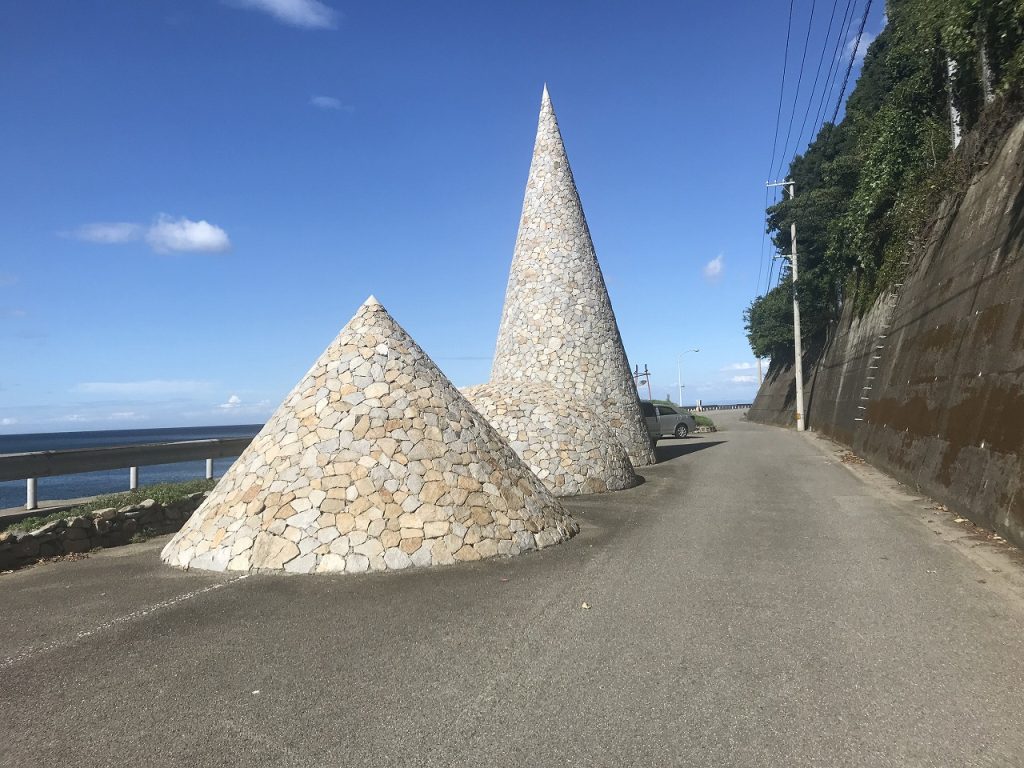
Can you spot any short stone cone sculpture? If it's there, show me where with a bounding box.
[161,297,578,574]
[482,85,656,476]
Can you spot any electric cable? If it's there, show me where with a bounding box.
[830,0,874,125]
[774,0,818,179]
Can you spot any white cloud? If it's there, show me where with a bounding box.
[310,95,343,110]
[219,394,242,410]
[846,30,877,66]
[227,0,338,29]
[68,215,231,254]
[110,411,140,420]
[69,222,144,244]
[146,215,231,254]
[53,414,87,423]
[75,380,212,396]
[723,362,758,371]
[0,417,16,426]
[703,254,724,280]
[730,375,758,384]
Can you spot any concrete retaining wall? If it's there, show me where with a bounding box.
[749,112,1024,549]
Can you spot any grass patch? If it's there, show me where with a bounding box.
[4,478,215,533]
[694,415,716,428]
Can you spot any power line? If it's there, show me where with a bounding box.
[811,0,858,137]
[755,184,769,295]
[766,0,797,183]
[830,0,874,125]
[794,0,843,154]
[763,187,780,295]
[774,0,818,179]
[758,0,796,299]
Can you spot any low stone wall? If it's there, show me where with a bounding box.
[0,492,208,572]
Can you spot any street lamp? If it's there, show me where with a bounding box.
[677,349,699,407]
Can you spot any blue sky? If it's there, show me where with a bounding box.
[0,0,886,433]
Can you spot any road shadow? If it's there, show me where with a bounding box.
[655,439,726,463]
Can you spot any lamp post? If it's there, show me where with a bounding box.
[677,349,699,407]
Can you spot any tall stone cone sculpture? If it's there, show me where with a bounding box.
[162,297,577,574]
[489,86,656,468]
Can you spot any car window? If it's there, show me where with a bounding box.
[657,406,677,415]
[640,402,656,417]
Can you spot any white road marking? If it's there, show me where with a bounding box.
[1,574,249,670]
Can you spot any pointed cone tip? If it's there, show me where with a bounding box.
[362,294,382,308]
[540,83,552,110]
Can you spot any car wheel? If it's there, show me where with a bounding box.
[674,423,689,438]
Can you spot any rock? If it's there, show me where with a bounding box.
[318,553,346,572]
[345,553,370,573]
[91,507,118,521]
[0,550,19,571]
[251,533,299,569]
[407,545,430,567]
[31,519,66,536]
[283,553,317,574]
[383,547,412,570]
[474,539,499,558]
[190,547,230,572]
[14,536,40,558]
[453,545,482,562]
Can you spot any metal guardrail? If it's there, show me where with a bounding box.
[0,437,253,510]
[681,404,752,411]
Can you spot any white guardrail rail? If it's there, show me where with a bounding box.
[0,437,253,510]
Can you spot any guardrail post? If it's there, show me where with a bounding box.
[129,466,138,490]
[205,458,214,480]
[26,478,37,510]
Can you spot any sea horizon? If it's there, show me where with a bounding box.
[0,424,265,511]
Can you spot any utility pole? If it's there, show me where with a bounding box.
[757,357,763,385]
[676,349,699,407]
[767,179,806,431]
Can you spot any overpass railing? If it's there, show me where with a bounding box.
[0,437,253,511]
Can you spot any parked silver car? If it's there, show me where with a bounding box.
[640,400,697,439]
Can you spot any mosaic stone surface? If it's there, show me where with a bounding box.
[462,382,638,496]
[480,86,656,481]
[161,297,578,574]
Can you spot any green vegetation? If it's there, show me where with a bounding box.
[746,0,1024,361]
[694,414,716,428]
[4,479,215,533]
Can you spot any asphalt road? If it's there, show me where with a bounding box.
[2,411,1023,767]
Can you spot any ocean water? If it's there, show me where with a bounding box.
[0,424,263,510]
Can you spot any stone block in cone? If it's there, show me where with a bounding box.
[462,382,638,497]
[161,297,578,574]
